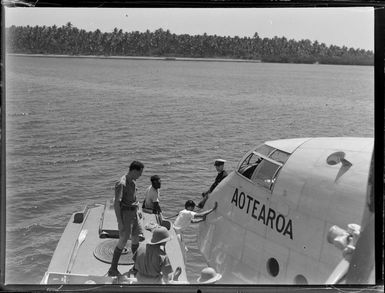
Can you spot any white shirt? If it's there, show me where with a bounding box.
[173,209,197,231]
[144,185,160,209]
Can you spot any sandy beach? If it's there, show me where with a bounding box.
[7,53,262,63]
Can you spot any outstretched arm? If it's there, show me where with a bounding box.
[194,202,218,218]
[191,217,206,223]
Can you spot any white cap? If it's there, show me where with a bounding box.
[214,159,226,166]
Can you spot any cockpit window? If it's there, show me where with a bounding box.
[251,160,281,189]
[254,144,274,156]
[238,148,284,190]
[238,152,262,179]
[269,150,290,164]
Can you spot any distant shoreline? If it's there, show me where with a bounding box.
[7,53,262,63]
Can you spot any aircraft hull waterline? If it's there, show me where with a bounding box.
[198,137,374,284]
[41,200,187,284]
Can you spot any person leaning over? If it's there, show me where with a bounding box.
[108,160,144,277]
[198,159,228,209]
[174,200,218,236]
[132,226,174,284]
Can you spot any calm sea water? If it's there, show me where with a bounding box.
[5,56,374,284]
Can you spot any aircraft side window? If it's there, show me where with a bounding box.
[269,150,290,164]
[238,153,262,179]
[251,159,281,189]
[238,153,252,174]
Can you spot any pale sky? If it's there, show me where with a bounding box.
[4,7,374,51]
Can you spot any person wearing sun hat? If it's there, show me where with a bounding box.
[198,158,228,208]
[132,226,174,284]
[197,267,222,284]
[169,266,221,284]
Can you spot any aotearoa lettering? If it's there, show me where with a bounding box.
[231,188,293,240]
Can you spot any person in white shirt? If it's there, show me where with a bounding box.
[143,175,162,214]
[173,200,217,263]
[174,200,218,234]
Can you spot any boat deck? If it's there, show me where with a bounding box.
[43,200,187,284]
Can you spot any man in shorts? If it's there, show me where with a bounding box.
[108,160,144,277]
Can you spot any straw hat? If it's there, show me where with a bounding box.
[197,267,222,284]
[148,226,172,245]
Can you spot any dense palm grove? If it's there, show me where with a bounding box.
[6,22,373,65]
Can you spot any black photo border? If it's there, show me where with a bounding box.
[1,1,384,292]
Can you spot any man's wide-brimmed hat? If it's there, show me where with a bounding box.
[148,226,172,245]
[214,159,226,166]
[197,267,222,284]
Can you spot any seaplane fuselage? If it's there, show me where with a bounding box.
[198,137,373,284]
